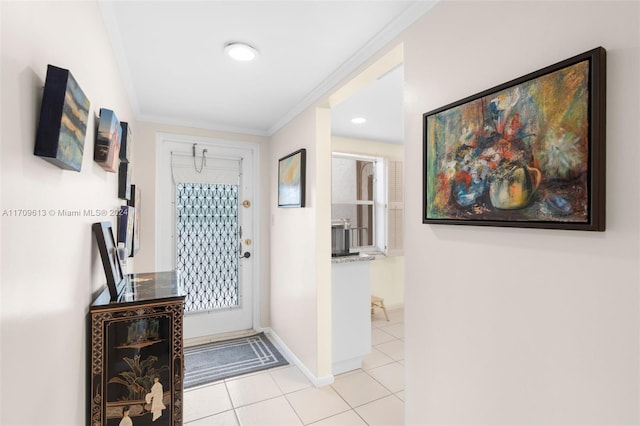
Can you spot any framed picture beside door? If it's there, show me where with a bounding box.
[278,148,306,208]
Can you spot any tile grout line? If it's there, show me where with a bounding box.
[303,382,363,426]
[223,379,243,425]
[184,314,404,425]
[280,391,309,425]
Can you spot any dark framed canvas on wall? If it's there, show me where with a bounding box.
[423,47,606,231]
[94,108,121,173]
[278,148,306,208]
[34,65,90,172]
[117,205,135,259]
[128,184,141,257]
[119,121,132,163]
[118,161,132,200]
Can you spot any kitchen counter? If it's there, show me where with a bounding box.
[331,250,386,263]
[331,253,375,264]
[332,259,372,374]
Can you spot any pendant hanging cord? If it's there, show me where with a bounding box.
[192,143,208,173]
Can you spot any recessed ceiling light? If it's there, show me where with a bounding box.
[224,42,259,62]
[351,117,367,124]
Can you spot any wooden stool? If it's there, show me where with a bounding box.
[371,295,389,321]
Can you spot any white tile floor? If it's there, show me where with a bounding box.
[184,308,404,426]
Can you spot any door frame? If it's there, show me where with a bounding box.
[155,132,262,334]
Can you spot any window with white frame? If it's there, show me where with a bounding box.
[332,153,403,254]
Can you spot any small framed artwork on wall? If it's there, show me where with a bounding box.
[94,108,121,173]
[118,161,131,200]
[278,149,306,208]
[117,205,134,259]
[119,121,132,163]
[128,184,141,257]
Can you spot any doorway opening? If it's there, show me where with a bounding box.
[156,134,260,341]
[329,44,405,310]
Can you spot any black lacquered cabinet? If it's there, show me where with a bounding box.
[89,271,186,426]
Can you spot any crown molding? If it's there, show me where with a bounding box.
[267,0,439,136]
[137,113,270,137]
[97,1,141,116]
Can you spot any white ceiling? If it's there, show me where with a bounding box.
[331,64,404,143]
[99,1,436,141]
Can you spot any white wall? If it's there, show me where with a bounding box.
[0,2,133,425]
[270,106,333,381]
[370,256,404,310]
[332,135,403,160]
[402,1,640,424]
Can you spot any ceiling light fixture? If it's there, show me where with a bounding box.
[224,42,259,62]
[351,117,367,124]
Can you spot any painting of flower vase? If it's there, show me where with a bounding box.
[423,47,606,231]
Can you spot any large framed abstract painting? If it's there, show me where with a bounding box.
[423,47,606,231]
[278,149,306,208]
[34,65,90,172]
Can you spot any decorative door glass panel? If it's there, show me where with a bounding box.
[176,183,239,312]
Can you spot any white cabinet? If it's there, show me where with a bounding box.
[332,258,372,374]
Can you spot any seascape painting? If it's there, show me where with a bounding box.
[278,149,306,207]
[34,65,90,172]
[423,47,605,231]
[95,108,122,173]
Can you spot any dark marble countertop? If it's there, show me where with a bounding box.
[331,252,379,264]
[91,270,186,308]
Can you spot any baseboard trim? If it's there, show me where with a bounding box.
[384,302,405,311]
[184,329,256,348]
[259,327,334,387]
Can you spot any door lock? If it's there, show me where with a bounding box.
[242,200,251,208]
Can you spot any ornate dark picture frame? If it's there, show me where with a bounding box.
[423,47,606,231]
[278,148,306,208]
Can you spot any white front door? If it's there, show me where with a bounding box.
[157,136,256,339]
